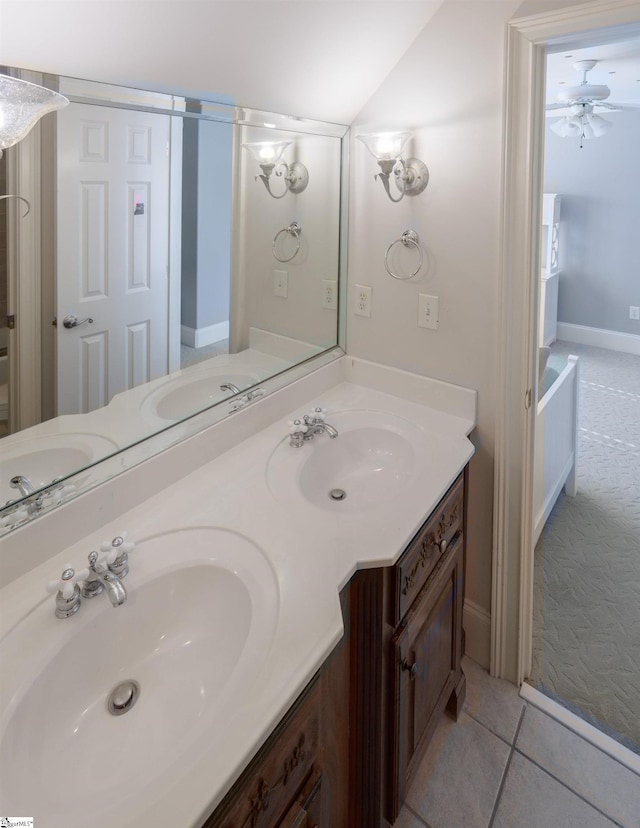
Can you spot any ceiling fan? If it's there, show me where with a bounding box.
[546,59,639,146]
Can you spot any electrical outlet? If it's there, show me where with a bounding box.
[322,279,338,310]
[273,269,288,298]
[630,305,640,320]
[355,284,372,318]
[418,293,439,330]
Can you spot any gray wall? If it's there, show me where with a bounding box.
[544,110,640,335]
[181,119,233,332]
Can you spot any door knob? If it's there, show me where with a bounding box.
[63,314,94,329]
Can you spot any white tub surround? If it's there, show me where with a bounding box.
[0,357,476,828]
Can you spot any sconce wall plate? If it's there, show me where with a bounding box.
[395,158,429,196]
[285,161,309,194]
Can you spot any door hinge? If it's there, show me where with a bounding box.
[6,314,16,330]
[525,388,533,409]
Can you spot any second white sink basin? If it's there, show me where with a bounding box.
[267,410,425,514]
[142,371,260,421]
[0,432,119,505]
[0,527,280,825]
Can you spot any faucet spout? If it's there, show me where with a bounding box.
[82,551,127,606]
[10,475,35,497]
[101,569,128,606]
[318,422,339,438]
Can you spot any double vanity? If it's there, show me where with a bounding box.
[0,356,475,826]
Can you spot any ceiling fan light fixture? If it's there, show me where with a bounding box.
[588,113,612,137]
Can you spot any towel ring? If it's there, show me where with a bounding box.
[273,221,302,263]
[384,229,423,280]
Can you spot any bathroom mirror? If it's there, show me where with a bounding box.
[0,68,347,531]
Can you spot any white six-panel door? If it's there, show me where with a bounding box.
[56,103,171,415]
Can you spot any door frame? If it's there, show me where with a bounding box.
[492,0,640,683]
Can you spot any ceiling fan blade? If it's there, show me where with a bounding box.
[596,101,640,111]
[546,102,573,111]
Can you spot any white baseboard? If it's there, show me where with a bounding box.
[464,599,491,670]
[181,321,229,349]
[520,683,640,776]
[557,322,640,356]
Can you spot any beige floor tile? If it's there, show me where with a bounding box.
[493,752,618,828]
[516,705,640,827]
[405,711,509,828]
[462,655,525,744]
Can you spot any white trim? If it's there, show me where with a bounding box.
[520,683,640,776]
[495,0,640,687]
[180,321,229,349]
[557,322,640,356]
[463,600,491,670]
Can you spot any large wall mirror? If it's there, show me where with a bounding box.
[0,68,347,533]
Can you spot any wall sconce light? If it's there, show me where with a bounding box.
[357,131,429,202]
[0,74,69,158]
[242,141,309,199]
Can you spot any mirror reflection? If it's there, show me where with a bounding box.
[0,69,346,528]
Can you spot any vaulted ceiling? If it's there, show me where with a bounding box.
[0,0,445,124]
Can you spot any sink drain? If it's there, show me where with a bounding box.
[329,488,347,502]
[107,679,140,716]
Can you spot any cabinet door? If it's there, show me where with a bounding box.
[389,534,464,818]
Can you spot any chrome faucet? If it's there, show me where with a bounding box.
[220,382,241,395]
[289,407,339,447]
[81,551,127,607]
[10,475,44,514]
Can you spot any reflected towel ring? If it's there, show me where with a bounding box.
[273,221,302,263]
[384,229,423,280]
[0,194,31,218]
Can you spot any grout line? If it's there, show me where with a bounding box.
[404,801,433,827]
[487,705,526,828]
[463,708,520,750]
[511,746,624,827]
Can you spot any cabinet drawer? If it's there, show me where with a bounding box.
[208,681,321,828]
[393,474,463,624]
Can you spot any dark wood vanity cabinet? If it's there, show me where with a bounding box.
[348,470,467,826]
[206,469,467,828]
[205,592,351,828]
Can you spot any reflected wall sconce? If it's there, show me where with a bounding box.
[242,141,309,199]
[357,131,429,203]
[0,75,69,217]
[0,74,69,158]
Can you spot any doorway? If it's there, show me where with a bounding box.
[493,0,640,755]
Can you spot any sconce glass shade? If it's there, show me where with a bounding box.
[242,141,291,166]
[0,75,69,155]
[357,131,410,162]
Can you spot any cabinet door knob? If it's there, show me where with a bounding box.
[402,658,419,679]
[440,537,448,554]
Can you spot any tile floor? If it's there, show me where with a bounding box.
[394,656,640,828]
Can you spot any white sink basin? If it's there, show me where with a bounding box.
[143,371,260,421]
[0,528,279,825]
[0,432,119,504]
[266,410,424,514]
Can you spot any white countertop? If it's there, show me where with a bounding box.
[0,357,475,827]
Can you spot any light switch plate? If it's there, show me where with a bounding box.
[418,294,439,329]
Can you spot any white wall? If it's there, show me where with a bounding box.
[347,0,590,660]
[0,0,444,124]
[238,129,341,351]
[544,111,640,336]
